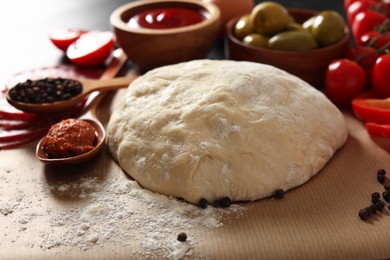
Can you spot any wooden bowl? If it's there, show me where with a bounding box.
[225,8,350,88]
[110,0,220,71]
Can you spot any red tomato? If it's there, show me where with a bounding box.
[360,31,380,45]
[347,0,372,25]
[66,31,114,67]
[344,45,379,83]
[352,10,387,45]
[49,28,86,51]
[345,0,359,9]
[360,31,390,53]
[325,59,366,107]
[372,55,390,98]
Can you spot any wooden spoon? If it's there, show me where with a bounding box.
[35,48,133,165]
[6,75,136,113]
[35,92,107,165]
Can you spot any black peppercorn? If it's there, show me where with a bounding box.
[384,185,390,191]
[371,192,380,197]
[8,77,82,104]
[377,168,386,176]
[375,201,385,211]
[177,232,187,242]
[273,189,285,199]
[219,197,231,208]
[365,206,375,216]
[382,191,390,202]
[377,174,385,184]
[370,204,378,214]
[198,198,209,209]
[371,192,381,204]
[358,208,370,220]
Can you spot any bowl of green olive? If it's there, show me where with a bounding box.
[225,2,350,88]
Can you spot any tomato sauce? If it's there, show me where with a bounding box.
[41,118,96,158]
[127,7,206,29]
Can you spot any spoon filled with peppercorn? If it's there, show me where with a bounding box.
[6,75,136,113]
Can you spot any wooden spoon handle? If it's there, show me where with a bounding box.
[84,92,107,119]
[81,76,136,93]
[100,48,128,80]
[79,49,130,118]
[82,49,137,119]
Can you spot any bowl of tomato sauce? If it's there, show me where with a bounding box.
[110,0,221,71]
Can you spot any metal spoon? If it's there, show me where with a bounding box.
[35,48,133,165]
[6,74,135,114]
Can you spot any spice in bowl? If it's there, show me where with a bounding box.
[41,118,96,158]
[8,77,82,104]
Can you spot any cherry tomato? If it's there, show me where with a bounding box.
[360,31,380,45]
[360,31,390,53]
[347,0,372,25]
[66,31,114,67]
[344,46,379,83]
[49,28,86,51]
[352,10,387,45]
[325,59,366,107]
[372,55,390,98]
[344,0,359,9]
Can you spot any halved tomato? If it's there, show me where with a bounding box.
[66,31,114,67]
[49,28,86,51]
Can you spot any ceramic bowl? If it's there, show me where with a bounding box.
[110,0,220,71]
[225,8,350,88]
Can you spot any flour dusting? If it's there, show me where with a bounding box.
[1,173,244,259]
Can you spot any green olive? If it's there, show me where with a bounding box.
[310,10,346,47]
[250,2,293,35]
[234,15,254,40]
[242,33,269,48]
[268,31,318,51]
[302,15,316,32]
[286,22,306,32]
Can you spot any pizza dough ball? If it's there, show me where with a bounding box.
[107,60,347,204]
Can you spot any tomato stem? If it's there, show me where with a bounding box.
[375,2,390,17]
[374,19,390,34]
[357,41,390,63]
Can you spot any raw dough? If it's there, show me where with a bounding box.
[107,60,347,204]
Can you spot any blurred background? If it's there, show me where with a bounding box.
[0,0,345,82]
